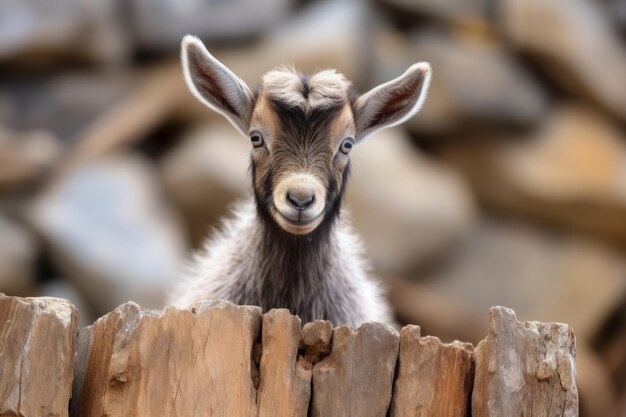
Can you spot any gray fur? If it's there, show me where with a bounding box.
[170,199,393,327]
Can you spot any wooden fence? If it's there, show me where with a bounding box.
[0,293,578,417]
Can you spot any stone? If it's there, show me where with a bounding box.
[390,325,474,417]
[375,0,489,25]
[29,154,188,314]
[311,322,399,417]
[500,0,626,121]
[159,122,249,245]
[73,300,262,417]
[0,127,62,192]
[372,28,547,134]
[301,320,333,364]
[130,0,294,50]
[257,309,311,417]
[0,293,78,417]
[2,72,133,141]
[0,0,127,64]
[0,216,37,296]
[423,217,626,343]
[472,307,578,417]
[442,104,626,244]
[347,128,476,276]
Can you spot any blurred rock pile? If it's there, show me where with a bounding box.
[0,0,624,415]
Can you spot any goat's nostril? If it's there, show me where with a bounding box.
[287,192,315,210]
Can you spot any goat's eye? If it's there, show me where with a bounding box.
[249,132,264,148]
[340,137,354,154]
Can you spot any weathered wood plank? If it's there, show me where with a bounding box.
[389,325,474,417]
[472,306,578,417]
[0,293,78,417]
[74,300,261,417]
[310,322,400,417]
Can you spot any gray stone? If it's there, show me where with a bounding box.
[372,28,548,134]
[130,0,295,50]
[424,217,626,342]
[376,0,488,24]
[0,0,128,64]
[30,154,188,314]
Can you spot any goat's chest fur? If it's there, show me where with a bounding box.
[170,198,392,327]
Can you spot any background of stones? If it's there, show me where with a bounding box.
[0,0,624,415]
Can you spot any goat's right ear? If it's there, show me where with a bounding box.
[181,35,255,136]
[353,63,431,143]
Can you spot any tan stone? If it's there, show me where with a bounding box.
[0,293,78,417]
[257,309,311,417]
[311,322,399,417]
[390,325,474,417]
[442,105,626,244]
[501,0,626,121]
[74,300,261,417]
[472,307,578,417]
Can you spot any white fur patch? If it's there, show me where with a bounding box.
[262,67,351,110]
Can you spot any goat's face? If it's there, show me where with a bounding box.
[181,36,432,235]
[248,70,355,234]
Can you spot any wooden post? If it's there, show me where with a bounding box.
[472,306,578,417]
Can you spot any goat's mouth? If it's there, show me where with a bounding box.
[272,207,325,235]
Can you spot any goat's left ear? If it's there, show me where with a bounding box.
[181,35,255,136]
[353,63,432,143]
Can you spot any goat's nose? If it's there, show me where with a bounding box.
[287,191,315,210]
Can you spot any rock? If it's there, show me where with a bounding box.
[472,307,578,417]
[0,215,37,296]
[262,0,370,87]
[0,293,78,417]
[73,300,262,417]
[160,123,250,245]
[423,217,626,343]
[372,28,547,134]
[375,0,489,25]
[29,154,188,314]
[301,320,333,364]
[390,325,474,417]
[347,128,476,276]
[0,127,62,192]
[311,323,399,417]
[39,279,97,328]
[500,0,626,121]
[442,104,626,244]
[3,72,133,141]
[0,0,127,64]
[257,309,311,417]
[130,0,294,50]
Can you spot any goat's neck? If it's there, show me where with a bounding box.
[253,206,340,319]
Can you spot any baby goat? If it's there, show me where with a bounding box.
[171,36,432,326]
